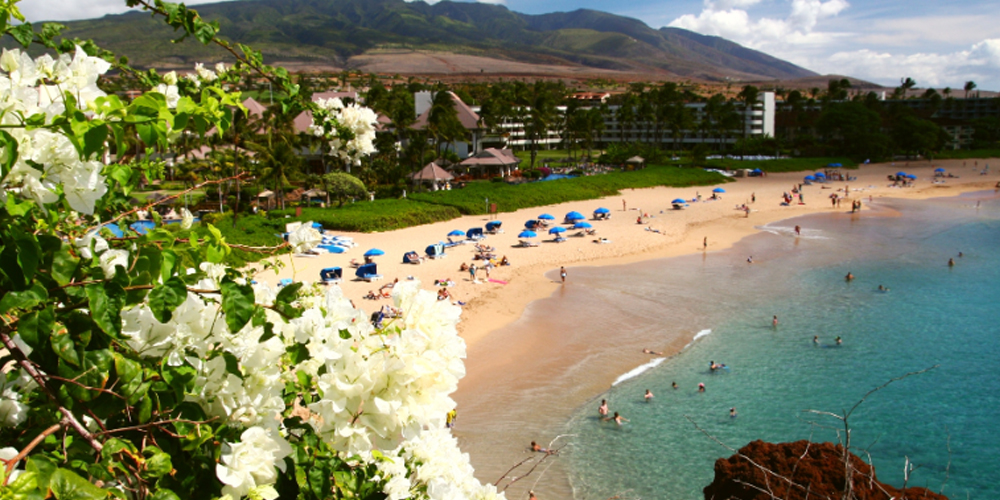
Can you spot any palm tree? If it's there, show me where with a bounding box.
[667,102,694,157]
[964,81,977,98]
[615,93,637,144]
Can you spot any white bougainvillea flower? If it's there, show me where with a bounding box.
[217,426,292,499]
[180,207,194,229]
[99,249,129,277]
[287,222,322,253]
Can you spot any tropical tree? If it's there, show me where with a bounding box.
[964,80,977,98]
[323,172,368,207]
[426,88,466,159]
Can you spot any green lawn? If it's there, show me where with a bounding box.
[931,149,1000,160]
[409,164,727,215]
[513,149,599,164]
[269,199,462,233]
[695,157,857,173]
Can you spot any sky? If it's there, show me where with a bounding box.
[19,0,1000,90]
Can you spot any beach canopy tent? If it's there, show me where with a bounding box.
[355,263,382,281]
[574,221,593,229]
[594,207,610,214]
[320,267,342,283]
[426,243,446,259]
[409,162,454,190]
[712,188,726,193]
[457,148,521,178]
[538,214,555,220]
[467,227,485,240]
[518,230,537,238]
[403,251,421,264]
[548,227,566,235]
[625,156,645,170]
[364,248,385,257]
[485,221,502,233]
[447,229,465,237]
[565,211,586,222]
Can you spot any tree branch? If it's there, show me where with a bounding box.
[1,422,62,485]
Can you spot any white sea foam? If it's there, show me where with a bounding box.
[683,329,712,349]
[612,358,665,386]
[758,223,830,240]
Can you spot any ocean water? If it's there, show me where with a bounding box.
[561,192,1000,500]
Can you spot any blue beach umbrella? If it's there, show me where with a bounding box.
[712,188,726,193]
[906,174,917,180]
[565,211,585,221]
[364,248,385,257]
[538,213,555,220]
[827,163,842,167]
[896,171,908,177]
[934,168,945,172]
[548,227,566,235]
[594,207,610,214]
[447,229,465,237]
[574,221,593,229]
[518,230,537,238]
[804,175,816,181]
[814,172,826,178]
[672,198,687,204]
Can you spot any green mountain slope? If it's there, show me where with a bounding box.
[29,0,816,80]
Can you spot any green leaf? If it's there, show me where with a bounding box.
[49,468,109,500]
[50,329,81,367]
[6,470,41,499]
[141,446,173,479]
[9,23,34,47]
[137,393,152,424]
[147,277,187,323]
[100,438,137,461]
[82,122,108,161]
[26,455,57,491]
[149,490,181,500]
[0,282,47,314]
[161,363,196,400]
[86,283,124,338]
[220,279,254,333]
[159,250,177,282]
[57,350,112,401]
[272,282,303,319]
[113,353,147,404]
[18,307,55,350]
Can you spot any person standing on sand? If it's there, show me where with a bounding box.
[469,263,477,283]
[560,266,567,283]
[752,192,756,203]
[703,236,708,250]
[622,199,627,211]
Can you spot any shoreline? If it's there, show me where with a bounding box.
[269,159,998,495]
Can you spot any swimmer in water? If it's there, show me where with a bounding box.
[878,284,889,292]
[730,407,737,418]
[773,315,779,327]
[604,411,628,425]
[845,272,854,281]
[672,381,678,390]
[813,335,819,344]
[530,441,552,454]
[958,252,963,258]
[948,258,955,267]
[644,389,653,401]
[598,399,609,417]
[836,336,843,345]
[698,383,706,392]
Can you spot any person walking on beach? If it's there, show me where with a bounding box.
[598,399,609,417]
[703,236,708,250]
[622,199,627,211]
[469,263,477,283]
[560,266,567,283]
[752,192,756,203]
[794,225,801,236]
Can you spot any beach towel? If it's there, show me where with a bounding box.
[488,279,508,284]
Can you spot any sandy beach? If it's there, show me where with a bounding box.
[269,158,998,497]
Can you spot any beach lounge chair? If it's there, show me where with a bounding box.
[320,267,342,284]
[318,244,347,254]
[517,240,539,248]
[467,227,485,240]
[425,244,447,259]
[355,263,383,282]
[485,221,503,234]
[524,220,538,230]
[403,251,423,264]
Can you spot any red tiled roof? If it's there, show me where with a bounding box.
[413,92,480,131]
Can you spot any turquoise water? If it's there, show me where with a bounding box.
[564,193,1000,499]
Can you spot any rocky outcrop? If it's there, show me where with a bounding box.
[703,440,948,500]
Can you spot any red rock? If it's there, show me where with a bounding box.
[703,440,948,500]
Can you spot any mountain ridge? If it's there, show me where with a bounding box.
[29,0,818,81]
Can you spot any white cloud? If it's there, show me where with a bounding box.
[669,0,849,56]
[19,0,234,22]
[821,39,1000,89]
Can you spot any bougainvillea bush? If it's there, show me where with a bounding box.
[0,1,502,499]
